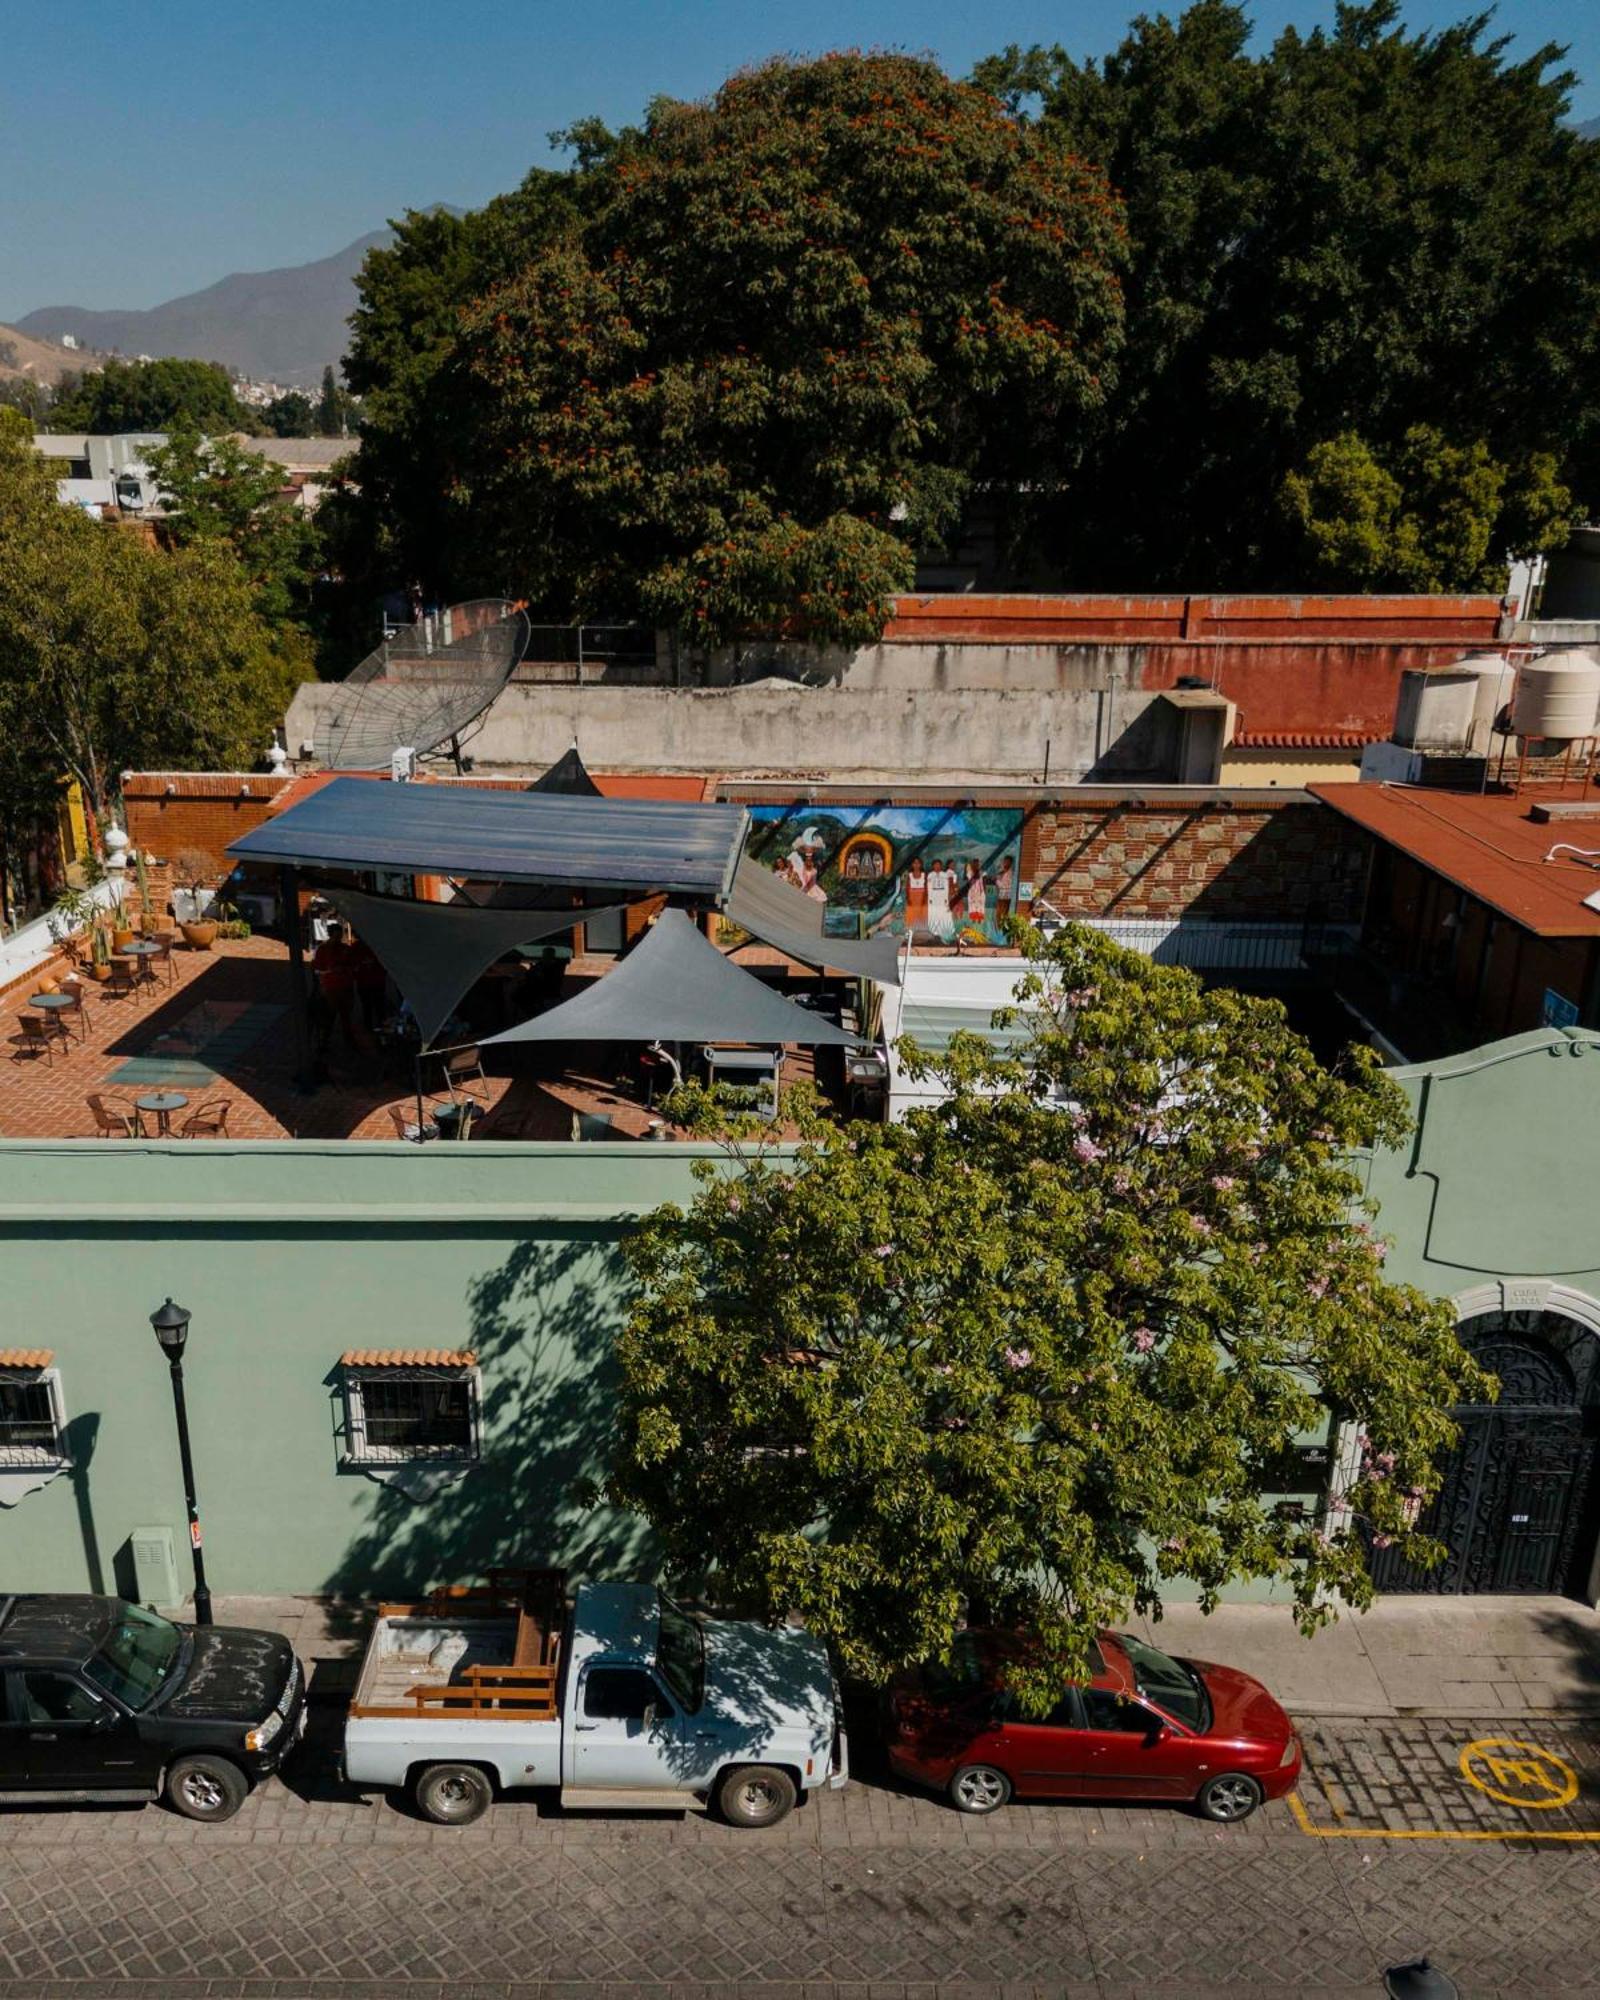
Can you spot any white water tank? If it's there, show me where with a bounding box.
[1511,652,1600,741]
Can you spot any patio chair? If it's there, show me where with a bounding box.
[147,934,177,985]
[387,1104,438,1143]
[438,1044,488,1103]
[178,1100,231,1138]
[57,981,92,1043]
[13,1016,54,1065]
[86,1093,140,1138]
[104,960,139,1000]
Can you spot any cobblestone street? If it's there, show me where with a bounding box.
[2,1702,1598,1999]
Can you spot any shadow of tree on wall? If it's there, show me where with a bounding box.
[320,1231,652,1610]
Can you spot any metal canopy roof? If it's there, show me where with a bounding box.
[228,776,749,897]
[485,910,858,1048]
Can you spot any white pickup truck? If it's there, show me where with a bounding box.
[342,1569,847,1827]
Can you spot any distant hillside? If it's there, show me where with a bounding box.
[1580,116,1600,141]
[0,321,107,384]
[15,230,392,388]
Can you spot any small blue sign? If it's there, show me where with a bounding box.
[1542,989,1580,1029]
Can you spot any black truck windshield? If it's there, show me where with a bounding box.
[84,1604,183,1710]
[1119,1633,1211,1732]
[656,1595,706,1713]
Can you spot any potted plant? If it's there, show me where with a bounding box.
[86,921,112,981]
[173,849,219,950]
[46,887,94,963]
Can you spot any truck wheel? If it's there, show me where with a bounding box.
[414,1762,494,1826]
[165,1754,248,1824]
[716,1764,797,1828]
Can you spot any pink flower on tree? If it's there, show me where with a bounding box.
[1003,1346,1033,1369]
[1132,1327,1157,1353]
[1072,1134,1105,1164]
[872,1244,894,1259]
[1210,1174,1236,1192]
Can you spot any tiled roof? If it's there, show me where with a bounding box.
[0,1350,54,1369]
[341,1349,476,1369]
[1232,729,1381,749]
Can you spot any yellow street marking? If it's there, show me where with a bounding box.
[1458,1737,1579,1811]
[1288,1792,1600,1842]
[1295,1736,1349,1822]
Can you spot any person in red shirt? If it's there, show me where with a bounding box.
[312,925,358,1048]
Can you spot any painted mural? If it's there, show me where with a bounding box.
[745,805,1026,946]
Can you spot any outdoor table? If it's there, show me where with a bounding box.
[28,993,74,1014]
[701,1044,782,1119]
[135,1090,189,1137]
[118,940,164,985]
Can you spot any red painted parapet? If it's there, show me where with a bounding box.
[883,593,1507,645]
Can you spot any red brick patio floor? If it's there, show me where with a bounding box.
[1,935,820,1143]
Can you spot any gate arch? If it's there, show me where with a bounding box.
[1367,1307,1600,1598]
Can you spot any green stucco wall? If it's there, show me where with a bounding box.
[0,1141,714,1599]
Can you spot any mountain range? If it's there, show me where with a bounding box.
[14,229,392,389]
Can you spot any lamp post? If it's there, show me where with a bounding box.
[148,1298,212,1626]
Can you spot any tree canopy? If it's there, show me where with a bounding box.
[48,356,250,435]
[0,408,309,839]
[975,0,1600,588]
[341,57,1126,639]
[612,922,1487,1702]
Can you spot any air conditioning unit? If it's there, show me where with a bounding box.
[391,746,418,782]
[231,890,277,931]
[129,1525,181,1609]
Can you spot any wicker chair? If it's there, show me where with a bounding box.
[178,1100,231,1138]
[104,959,139,1000]
[57,981,91,1042]
[86,1093,140,1137]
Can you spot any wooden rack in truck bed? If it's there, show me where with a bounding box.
[347,1567,564,1721]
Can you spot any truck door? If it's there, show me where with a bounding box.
[569,1663,684,1789]
[9,1671,157,1790]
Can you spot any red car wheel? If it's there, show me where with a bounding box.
[949,1764,1012,1814]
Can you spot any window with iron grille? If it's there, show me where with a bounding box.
[0,1372,68,1469]
[341,1368,480,1466]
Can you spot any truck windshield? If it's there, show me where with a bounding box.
[84,1604,183,1710]
[1118,1633,1210,1732]
[656,1595,706,1713]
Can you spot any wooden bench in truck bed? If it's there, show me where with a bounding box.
[347,1567,566,1721]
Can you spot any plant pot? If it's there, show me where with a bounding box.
[180,921,218,951]
[112,928,134,951]
[87,962,111,982]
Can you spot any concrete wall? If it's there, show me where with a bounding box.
[0,1140,711,1599]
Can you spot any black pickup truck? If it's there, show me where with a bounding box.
[0,1595,304,1822]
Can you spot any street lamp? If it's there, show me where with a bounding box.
[148,1298,212,1626]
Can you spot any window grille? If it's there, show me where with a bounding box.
[0,1371,68,1470]
[341,1365,480,1466]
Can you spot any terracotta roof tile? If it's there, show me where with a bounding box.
[340,1349,476,1369]
[0,1350,54,1370]
[1232,729,1381,749]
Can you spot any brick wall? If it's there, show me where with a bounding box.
[122,773,294,880]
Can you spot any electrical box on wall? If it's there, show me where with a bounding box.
[129,1525,181,1609]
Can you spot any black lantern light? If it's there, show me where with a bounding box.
[146,1298,211,1625]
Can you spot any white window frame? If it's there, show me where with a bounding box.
[340,1365,481,1469]
[0,1367,69,1472]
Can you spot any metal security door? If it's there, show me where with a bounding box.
[1487,1413,1582,1593]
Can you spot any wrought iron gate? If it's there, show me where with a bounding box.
[1367,1328,1599,1596]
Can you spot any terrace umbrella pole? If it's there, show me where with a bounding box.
[414,1048,427,1145]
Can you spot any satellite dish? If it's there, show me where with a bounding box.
[318,598,530,771]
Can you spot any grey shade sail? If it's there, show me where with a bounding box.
[484,909,859,1048]
[227,776,748,897]
[725,852,905,986]
[326,888,612,1048]
[527,747,602,796]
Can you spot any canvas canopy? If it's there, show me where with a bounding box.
[484,909,858,1048]
[724,852,904,986]
[326,888,619,1048]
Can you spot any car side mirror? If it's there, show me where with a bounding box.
[1145,1722,1169,1745]
[91,1704,118,1730]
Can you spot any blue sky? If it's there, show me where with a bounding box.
[2,0,1594,319]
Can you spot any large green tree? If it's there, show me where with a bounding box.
[48,356,250,435]
[976,0,1600,588]
[612,922,1487,1701]
[144,419,323,628]
[0,408,309,834]
[449,55,1126,643]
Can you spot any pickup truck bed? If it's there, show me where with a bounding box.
[349,1569,563,1720]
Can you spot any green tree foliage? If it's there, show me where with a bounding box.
[259,390,316,437]
[0,408,308,831]
[144,419,323,627]
[0,375,54,425]
[975,1,1600,587]
[1284,427,1572,591]
[449,55,1126,643]
[315,365,358,438]
[336,182,578,604]
[48,356,249,435]
[613,922,1488,1701]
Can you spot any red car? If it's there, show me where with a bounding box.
[885,1628,1301,1822]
